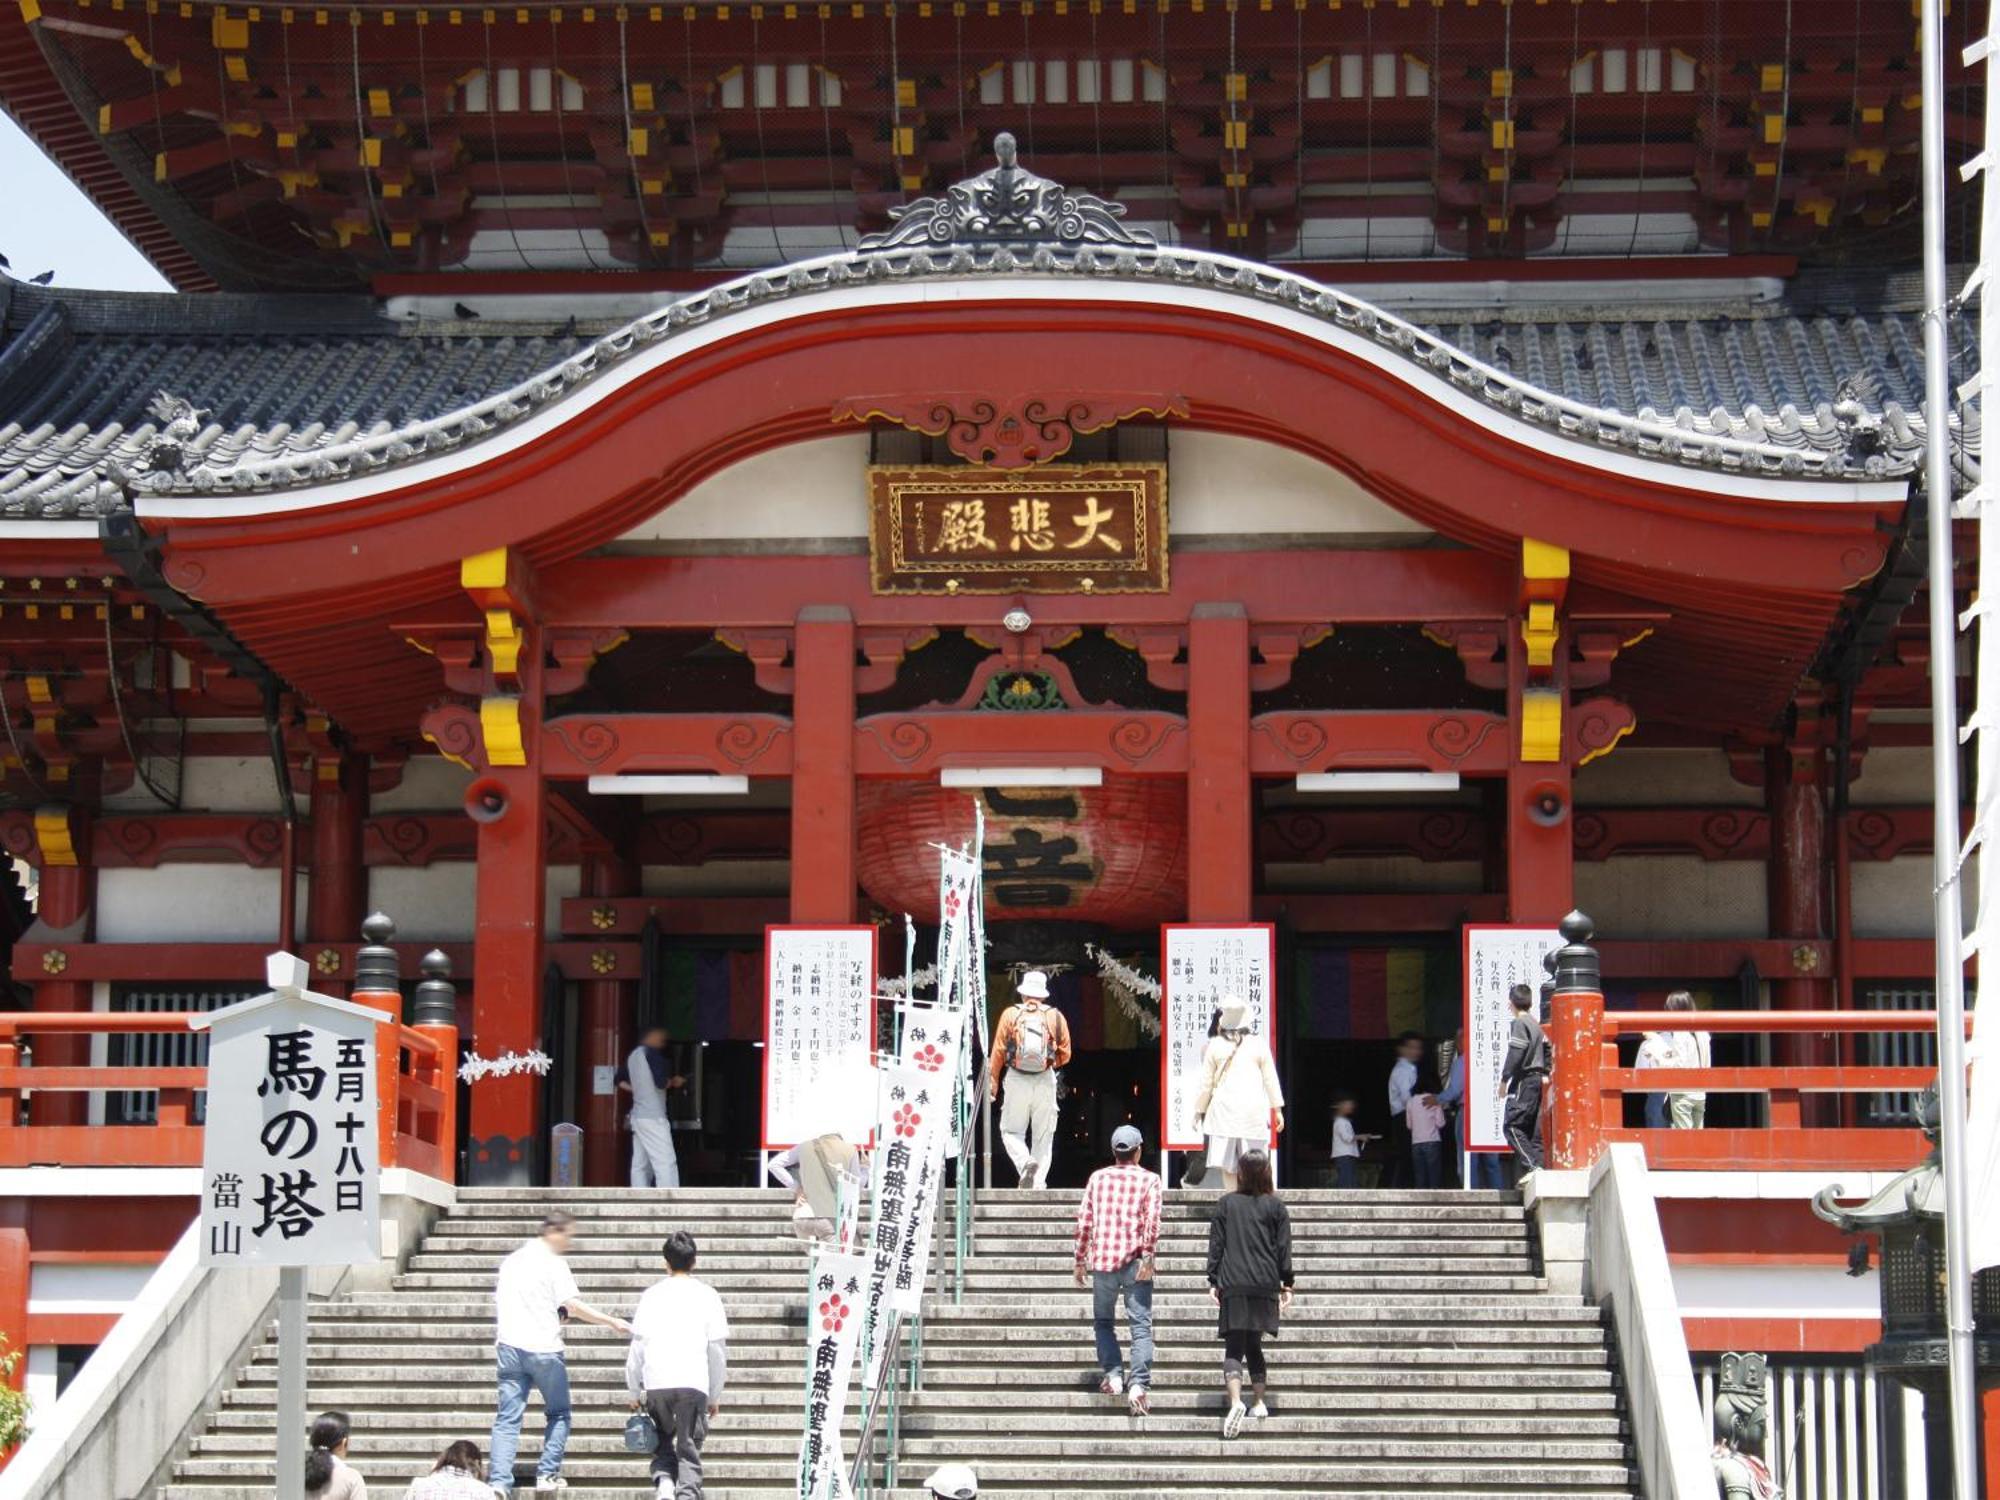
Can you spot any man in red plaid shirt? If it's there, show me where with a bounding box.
[1072,1123,1163,1417]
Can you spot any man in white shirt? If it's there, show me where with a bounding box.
[489,1211,632,1494]
[618,1024,685,1189]
[1384,1032,1422,1188]
[626,1231,730,1500]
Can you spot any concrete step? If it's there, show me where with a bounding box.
[219,1385,1625,1416]
[163,1489,1634,1500]
[450,1188,1524,1206]
[259,1325,1614,1359]
[204,1405,1627,1435]
[417,1231,1533,1254]
[292,1306,1605,1335]
[163,1181,1639,1500]
[165,1456,1639,1486]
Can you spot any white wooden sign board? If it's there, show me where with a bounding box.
[1461,925,1562,1152]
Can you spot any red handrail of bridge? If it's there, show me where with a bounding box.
[0,1012,458,1181]
[1548,994,1951,1173]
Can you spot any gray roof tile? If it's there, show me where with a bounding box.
[0,258,1971,521]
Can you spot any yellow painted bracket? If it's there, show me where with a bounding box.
[1519,689,1562,764]
[479,696,528,766]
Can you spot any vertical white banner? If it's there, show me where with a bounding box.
[764,926,878,1149]
[199,989,381,1269]
[859,1062,948,1377]
[1462,925,1562,1151]
[797,1246,869,1500]
[1160,925,1276,1151]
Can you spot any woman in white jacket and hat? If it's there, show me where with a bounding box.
[1193,997,1286,1193]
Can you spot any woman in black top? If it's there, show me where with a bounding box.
[1205,1147,1293,1438]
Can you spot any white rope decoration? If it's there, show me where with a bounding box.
[457,1049,554,1085]
[1086,944,1162,1040]
[880,963,939,999]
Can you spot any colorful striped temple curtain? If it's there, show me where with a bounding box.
[1291,945,1461,1041]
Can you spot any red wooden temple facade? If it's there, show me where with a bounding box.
[0,0,1987,1482]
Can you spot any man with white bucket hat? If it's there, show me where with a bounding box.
[989,969,1072,1189]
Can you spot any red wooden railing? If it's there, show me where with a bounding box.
[1548,994,1948,1172]
[0,1012,458,1181]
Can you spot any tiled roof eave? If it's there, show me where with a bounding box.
[112,246,1926,510]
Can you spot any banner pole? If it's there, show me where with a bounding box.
[275,1265,307,1500]
[1918,2,1981,1495]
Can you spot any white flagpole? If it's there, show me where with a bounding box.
[1919,3,1980,1495]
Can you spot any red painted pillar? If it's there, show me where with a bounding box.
[1505,621,1574,923]
[1768,737,1835,1120]
[580,852,635,1186]
[469,765,548,1185]
[306,754,369,965]
[1548,989,1605,1169]
[791,607,857,924]
[0,1200,25,1398]
[32,816,92,1129]
[1187,603,1252,923]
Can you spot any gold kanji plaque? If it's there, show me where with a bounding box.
[867,463,1168,595]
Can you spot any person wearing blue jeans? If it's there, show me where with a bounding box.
[1073,1124,1163,1418]
[490,1211,632,1492]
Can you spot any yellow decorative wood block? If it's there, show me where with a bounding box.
[1519,689,1562,763]
[480,696,528,766]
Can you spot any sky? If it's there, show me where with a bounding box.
[0,112,171,293]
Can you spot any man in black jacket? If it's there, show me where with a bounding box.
[1500,983,1549,1172]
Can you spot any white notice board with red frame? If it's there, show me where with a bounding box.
[762,924,878,1150]
[1160,923,1277,1152]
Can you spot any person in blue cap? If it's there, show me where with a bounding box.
[1072,1122,1163,1417]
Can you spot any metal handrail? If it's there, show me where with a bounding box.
[853,1057,990,1497]
[847,1310,908,1497]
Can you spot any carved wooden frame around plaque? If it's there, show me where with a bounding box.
[866,462,1169,596]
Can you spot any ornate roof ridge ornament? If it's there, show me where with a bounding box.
[858,130,1157,252]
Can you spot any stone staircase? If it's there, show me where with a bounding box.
[158,1186,1639,1499]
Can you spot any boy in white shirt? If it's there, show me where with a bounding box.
[1329,1092,1366,1189]
[490,1212,631,1494]
[627,1231,731,1500]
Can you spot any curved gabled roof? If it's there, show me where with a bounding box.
[0,251,1962,521]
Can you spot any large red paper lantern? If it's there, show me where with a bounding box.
[857,775,1188,927]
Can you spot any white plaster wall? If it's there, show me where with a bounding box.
[1573,857,1768,939]
[1167,431,1431,537]
[1263,857,1483,894]
[368,864,476,942]
[1669,1262,1879,1321]
[1852,854,1957,939]
[1573,748,1760,808]
[607,429,1433,547]
[615,435,870,542]
[27,1263,155,1318]
[96,866,301,943]
[1847,745,1935,806]
[546,864,581,935]
[365,863,580,941]
[23,1346,57,1418]
[370,754,475,813]
[101,756,285,815]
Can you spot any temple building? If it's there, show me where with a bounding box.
[0,0,1989,1492]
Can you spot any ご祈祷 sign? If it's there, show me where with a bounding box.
[867,463,1168,595]
[196,955,384,1269]
[1160,924,1277,1152]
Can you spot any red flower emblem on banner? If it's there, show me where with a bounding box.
[942,888,963,919]
[912,1043,945,1073]
[893,1104,923,1138]
[818,1293,849,1333]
